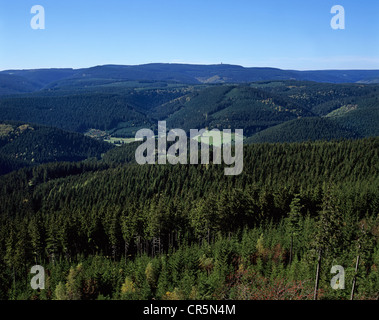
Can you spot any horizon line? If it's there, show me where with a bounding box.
[1,62,379,73]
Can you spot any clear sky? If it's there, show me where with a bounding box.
[0,0,378,70]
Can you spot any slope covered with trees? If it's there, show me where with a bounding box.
[2,64,379,91]
[0,68,378,301]
[246,117,359,143]
[0,121,113,175]
[0,80,378,142]
[0,138,378,300]
[0,74,41,96]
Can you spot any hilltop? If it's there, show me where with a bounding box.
[1,63,379,95]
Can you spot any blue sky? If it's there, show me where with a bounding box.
[0,0,378,70]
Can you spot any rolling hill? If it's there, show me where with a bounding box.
[0,80,378,141]
[0,64,379,301]
[2,64,379,96]
[0,73,41,95]
[245,117,360,144]
[0,65,378,147]
[0,121,113,175]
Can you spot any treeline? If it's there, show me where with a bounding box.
[0,138,378,300]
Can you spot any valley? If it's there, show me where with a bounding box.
[0,64,378,301]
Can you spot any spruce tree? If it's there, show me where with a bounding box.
[313,186,344,300]
[285,195,302,265]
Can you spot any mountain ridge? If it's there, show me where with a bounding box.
[2,63,379,95]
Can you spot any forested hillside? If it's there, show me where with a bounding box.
[246,117,359,143]
[2,64,379,93]
[0,138,378,300]
[0,121,113,175]
[0,80,378,141]
[0,65,378,301]
[0,74,41,96]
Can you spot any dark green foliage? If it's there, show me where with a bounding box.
[0,138,378,300]
[0,94,148,133]
[0,121,113,175]
[0,154,29,176]
[1,80,379,142]
[246,117,359,143]
[101,142,140,165]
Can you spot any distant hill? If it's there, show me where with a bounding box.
[246,117,360,144]
[0,73,41,95]
[0,68,76,91]
[158,85,313,136]
[2,64,379,95]
[0,121,113,175]
[0,80,378,142]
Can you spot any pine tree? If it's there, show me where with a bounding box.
[121,207,137,263]
[65,263,84,300]
[28,217,43,264]
[145,262,157,290]
[4,224,17,298]
[285,196,302,265]
[313,186,344,300]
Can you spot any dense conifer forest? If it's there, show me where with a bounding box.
[2,0,379,307]
[1,80,379,141]
[0,138,378,300]
[0,67,378,301]
[0,121,112,175]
